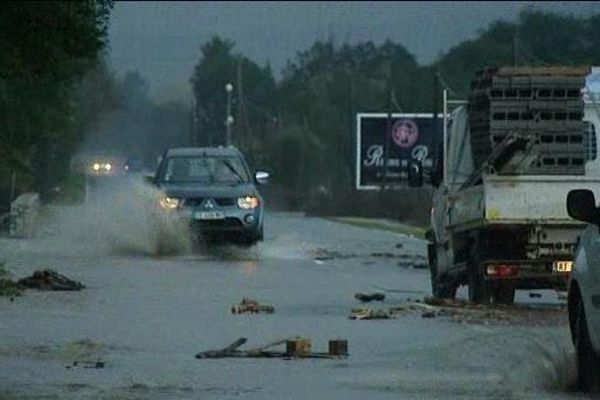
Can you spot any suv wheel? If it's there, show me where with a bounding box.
[574,299,600,392]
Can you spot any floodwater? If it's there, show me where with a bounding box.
[0,194,588,399]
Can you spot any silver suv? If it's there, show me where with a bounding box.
[566,189,600,391]
[151,146,269,245]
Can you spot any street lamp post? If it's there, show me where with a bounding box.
[225,83,234,146]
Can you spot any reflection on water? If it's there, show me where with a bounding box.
[241,261,258,275]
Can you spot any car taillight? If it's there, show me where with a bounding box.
[486,264,519,277]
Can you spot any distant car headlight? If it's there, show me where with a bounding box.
[90,162,113,174]
[238,196,260,209]
[160,196,180,210]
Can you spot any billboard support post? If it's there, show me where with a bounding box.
[381,89,393,191]
[442,89,448,187]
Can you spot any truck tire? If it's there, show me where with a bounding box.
[467,244,490,304]
[428,243,457,299]
[574,299,600,392]
[491,284,515,305]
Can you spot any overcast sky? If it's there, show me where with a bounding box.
[107,1,600,102]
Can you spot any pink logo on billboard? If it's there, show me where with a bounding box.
[391,119,419,148]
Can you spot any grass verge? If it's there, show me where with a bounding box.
[327,217,427,239]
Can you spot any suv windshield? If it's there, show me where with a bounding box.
[161,156,249,184]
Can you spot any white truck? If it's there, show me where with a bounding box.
[413,67,600,304]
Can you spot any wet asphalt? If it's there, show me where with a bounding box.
[0,212,588,399]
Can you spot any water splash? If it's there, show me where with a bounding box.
[39,176,192,257]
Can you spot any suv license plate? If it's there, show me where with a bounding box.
[553,261,573,273]
[194,211,225,220]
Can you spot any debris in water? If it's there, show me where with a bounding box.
[349,308,391,320]
[0,278,22,298]
[413,262,430,269]
[354,292,386,302]
[231,298,274,314]
[0,264,22,298]
[196,337,248,358]
[286,338,312,356]
[311,247,356,261]
[18,269,84,291]
[195,337,347,359]
[371,252,396,258]
[415,296,565,326]
[66,360,105,369]
[328,339,349,356]
[423,296,454,307]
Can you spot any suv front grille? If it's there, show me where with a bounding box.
[183,197,236,208]
[215,198,236,207]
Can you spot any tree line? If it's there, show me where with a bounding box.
[190,10,600,207]
[0,1,192,209]
[0,1,113,208]
[3,7,600,211]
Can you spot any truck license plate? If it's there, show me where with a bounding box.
[194,211,225,220]
[553,261,573,273]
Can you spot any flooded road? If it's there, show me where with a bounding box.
[0,212,586,399]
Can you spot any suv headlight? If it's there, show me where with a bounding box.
[160,196,180,210]
[238,196,260,209]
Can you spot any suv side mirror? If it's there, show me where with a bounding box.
[255,171,269,185]
[408,160,423,188]
[567,189,599,223]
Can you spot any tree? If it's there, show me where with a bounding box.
[187,12,600,210]
[190,35,275,158]
[81,70,191,168]
[0,1,113,205]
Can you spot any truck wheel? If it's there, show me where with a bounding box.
[468,271,490,304]
[428,243,456,299]
[467,237,490,304]
[574,299,600,392]
[491,284,515,305]
[467,258,490,303]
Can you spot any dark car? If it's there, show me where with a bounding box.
[150,146,269,245]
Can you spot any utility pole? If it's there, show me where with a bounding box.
[348,68,355,189]
[512,27,518,67]
[236,58,243,148]
[190,99,197,146]
[432,72,440,182]
[9,171,16,204]
[225,83,234,146]
[381,87,393,191]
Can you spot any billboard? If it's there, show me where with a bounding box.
[355,113,442,190]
